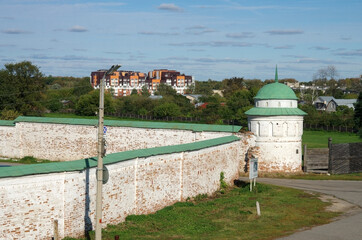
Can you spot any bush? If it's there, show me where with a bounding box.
[1,109,20,120]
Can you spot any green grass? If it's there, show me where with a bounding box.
[253,172,362,181]
[303,130,361,148]
[64,184,339,240]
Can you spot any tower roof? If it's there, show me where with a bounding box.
[254,66,297,100]
[254,82,298,100]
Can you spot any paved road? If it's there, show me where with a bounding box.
[240,178,362,240]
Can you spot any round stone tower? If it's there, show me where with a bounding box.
[245,67,307,172]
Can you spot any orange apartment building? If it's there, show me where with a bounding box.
[90,69,193,96]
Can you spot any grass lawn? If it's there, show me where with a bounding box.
[302,130,361,148]
[253,172,362,181]
[64,183,339,240]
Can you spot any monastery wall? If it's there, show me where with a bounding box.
[0,135,255,239]
[1,122,230,161]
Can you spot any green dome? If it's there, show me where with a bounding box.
[254,82,298,100]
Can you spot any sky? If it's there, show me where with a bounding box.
[0,0,361,82]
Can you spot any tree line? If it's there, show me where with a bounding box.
[0,61,361,137]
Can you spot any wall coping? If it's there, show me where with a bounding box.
[13,116,242,133]
[0,120,15,126]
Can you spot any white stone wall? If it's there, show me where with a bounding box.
[0,138,253,240]
[1,122,230,161]
[0,126,19,158]
[255,99,297,108]
[248,115,303,172]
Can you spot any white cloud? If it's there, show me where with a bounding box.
[2,29,32,34]
[68,25,88,32]
[157,3,183,12]
[226,32,255,39]
[265,30,304,35]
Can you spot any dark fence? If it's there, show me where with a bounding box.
[304,138,362,174]
[106,112,242,126]
[303,146,329,173]
[303,123,357,133]
[330,142,362,174]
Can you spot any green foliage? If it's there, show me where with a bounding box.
[153,102,181,118]
[194,193,208,201]
[154,83,177,96]
[226,89,253,114]
[300,103,355,128]
[141,85,150,97]
[75,90,115,116]
[219,172,227,193]
[131,88,138,95]
[194,80,213,96]
[0,61,45,115]
[0,109,20,120]
[222,77,245,98]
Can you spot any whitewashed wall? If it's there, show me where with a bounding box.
[1,122,231,161]
[248,115,303,172]
[0,137,254,240]
[0,125,18,158]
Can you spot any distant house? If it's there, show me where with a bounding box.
[314,96,357,112]
[184,94,202,103]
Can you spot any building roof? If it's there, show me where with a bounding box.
[245,107,307,116]
[254,82,298,100]
[316,96,335,103]
[0,135,240,178]
[315,96,357,109]
[14,116,241,133]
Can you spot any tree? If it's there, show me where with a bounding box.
[131,88,138,95]
[0,61,45,115]
[154,83,177,96]
[194,81,213,96]
[153,102,181,118]
[75,90,115,116]
[222,77,245,98]
[141,85,150,97]
[226,89,253,114]
[313,65,338,86]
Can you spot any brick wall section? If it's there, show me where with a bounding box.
[2,122,230,161]
[0,137,254,239]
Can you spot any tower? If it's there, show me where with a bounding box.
[245,67,307,172]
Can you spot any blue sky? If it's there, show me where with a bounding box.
[0,0,361,81]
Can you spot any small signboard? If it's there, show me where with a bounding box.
[249,158,258,179]
[103,126,108,135]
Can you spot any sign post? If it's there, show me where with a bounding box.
[249,158,258,192]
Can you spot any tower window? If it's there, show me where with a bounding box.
[296,149,299,154]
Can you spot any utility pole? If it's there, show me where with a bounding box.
[95,65,120,240]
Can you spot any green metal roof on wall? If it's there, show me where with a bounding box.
[245,107,307,116]
[254,82,298,100]
[14,116,241,133]
[0,135,240,178]
[0,120,15,126]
